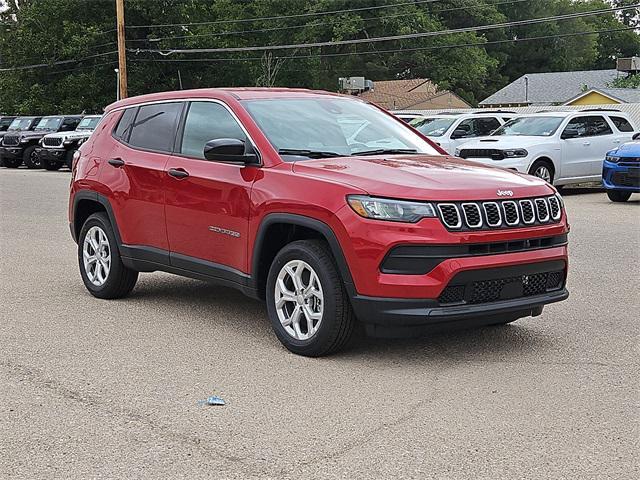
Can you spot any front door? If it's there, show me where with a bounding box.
[561,115,614,179]
[163,100,258,275]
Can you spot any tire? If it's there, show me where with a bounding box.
[607,190,632,202]
[42,158,62,171]
[266,239,355,357]
[78,212,138,299]
[529,159,554,184]
[65,150,75,169]
[3,156,22,168]
[23,145,42,169]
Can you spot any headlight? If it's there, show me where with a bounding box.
[347,195,436,223]
[502,149,528,158]
[605,155,619,163]
[454,148,461,157]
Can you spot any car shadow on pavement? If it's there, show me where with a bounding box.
[124,274,555,363]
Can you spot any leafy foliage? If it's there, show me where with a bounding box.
[0,0,638,114]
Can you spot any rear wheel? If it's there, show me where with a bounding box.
[266,240,355,356]
[23,145,41,169]
[529,159,554,184]
[78,212,138,299]
[607,190,632,202]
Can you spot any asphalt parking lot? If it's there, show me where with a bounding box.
[0,168,638,479]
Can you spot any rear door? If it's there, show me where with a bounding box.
[163,100,258,275]
[100,102,183,252]
[609,115,635,146]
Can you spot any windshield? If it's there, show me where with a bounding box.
[409,117,457,137]
[8,118,35,130]
[242,97,440,159]
[77,116,102,130]
[35,116,63,131]
[492,116,564,136]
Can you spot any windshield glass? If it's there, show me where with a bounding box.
[492,116,564,136]
[77,116,102,130]
[8,118,34,130]
[242,97,440,159]
[35,116,63,131]
[409,117,457,137]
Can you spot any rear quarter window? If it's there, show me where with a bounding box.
[610,116,634,132]
[113,108,137,142]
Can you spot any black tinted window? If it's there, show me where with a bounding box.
[180,101,247,159]
[611,116,633,132]
[113,108,136,141]
[128,103,182,152]
[564,116,612,138]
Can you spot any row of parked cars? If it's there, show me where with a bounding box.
[0,114,102,170]
[395,108,640,202]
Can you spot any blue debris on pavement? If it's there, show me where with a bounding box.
[197,395,226,406]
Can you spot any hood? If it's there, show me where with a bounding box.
[43,130,92,140]
[608,141,640,157]
[458,136,553,150]
[292,154,553,201]
[15,131,50,140]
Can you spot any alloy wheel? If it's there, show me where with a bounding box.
[83,226,111,286]
[274,260,324,340]
[534,165,552,183]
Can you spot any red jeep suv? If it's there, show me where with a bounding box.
[69,88,569,356]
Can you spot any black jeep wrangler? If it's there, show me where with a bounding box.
[0,116,37,167]
[37,115,102,170]
[2,115,82,169]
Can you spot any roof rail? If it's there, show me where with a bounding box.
[579,108,621,112]
[436,111,464,115]
[473,110,516,114]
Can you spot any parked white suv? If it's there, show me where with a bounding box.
[456,110,636,186]
[407,111,516,154]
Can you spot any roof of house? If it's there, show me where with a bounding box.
[563,87,640,105]
[357,79,470,109]
[480,69,627,106]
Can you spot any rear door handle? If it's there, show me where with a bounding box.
[168,168,189,179]
[582,141,591,146]
[108,158,125,167]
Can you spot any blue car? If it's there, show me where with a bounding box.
[603,134,640,202]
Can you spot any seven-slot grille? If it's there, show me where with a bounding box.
[2,134,20,146]
[42,136,63,147]
[436,196,562,231]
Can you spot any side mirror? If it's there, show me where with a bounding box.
[561,129,579,139]
[203,138,258,164]
[451,128,469,139]
[632,132,640,140]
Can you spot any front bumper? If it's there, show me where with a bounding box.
[349,259,568,336]
[1,146,25,159]
[602,160,640,192]
[36,147,67,162]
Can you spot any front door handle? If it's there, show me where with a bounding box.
[108,158,125,167]
[168,168,189,179]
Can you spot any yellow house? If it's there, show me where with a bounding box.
[564,88,640,106]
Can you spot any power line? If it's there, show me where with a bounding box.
[127,26,638,65]
[0,51,117,72]
[130,4,639,55]
[123,0,531,45]
[126,0,445,29]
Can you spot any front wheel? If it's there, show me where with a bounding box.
[23,145,41,169]
[607,190,632,202]
[266,240,355,357]
[78,212,138,299]
[529,159,554,184]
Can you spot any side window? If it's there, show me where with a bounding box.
[128,102,183,152]
[475,117,501,136]
[113,108,136,142]
[180,101,248,159]
[610,116,633,132]
[586,116,613,136]
[61,117,80,131]
[563,116,589,137]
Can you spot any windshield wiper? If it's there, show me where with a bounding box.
[278,148,344,159]
[352,148,419,156]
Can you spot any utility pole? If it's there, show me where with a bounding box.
[116,0,128,99]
